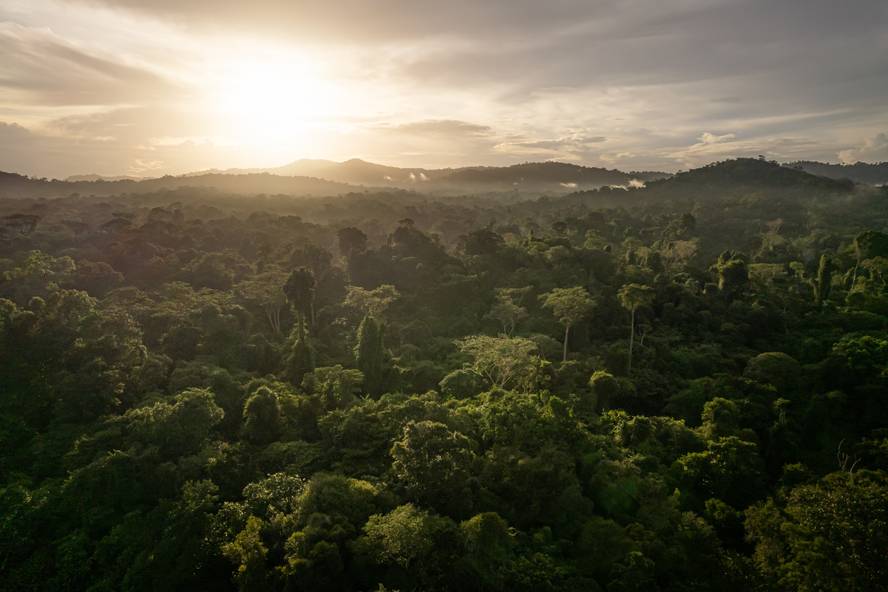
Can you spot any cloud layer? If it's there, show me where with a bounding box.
[1,0,887,177]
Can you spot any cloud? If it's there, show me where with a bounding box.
[0,21,178,106]
[839,133,888,164]
[494,133,608,161]
[383,119,493,137]
[697,132,736,145]
[67,0,613,44]
[0,118,241,178]
[2,0,887,175]
[666,133,823,169]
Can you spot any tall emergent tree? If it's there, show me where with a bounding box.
[486,287,530,335]
[455,335,542,391]
[540,286,596,362]
[355,314,388,397]
[815,253,832,306]
[285,317,315,385]
[283,267,316,327]
[618,283,655,373]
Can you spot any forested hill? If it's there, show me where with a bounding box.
[787,160,888,186]
[642,158,855,196]
[430,162,668,191]
[1,161,663,200]
[190,159,672,193]
[557,158,856,211]
[0,171,363,199]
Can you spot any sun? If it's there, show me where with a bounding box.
[206,54,343,159]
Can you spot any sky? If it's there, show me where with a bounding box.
[1,0,887,178]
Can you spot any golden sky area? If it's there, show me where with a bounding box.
[1,0,887,178]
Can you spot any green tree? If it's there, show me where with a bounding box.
[285,318,315,386]
[354,314,389,397]
[617,283,655,373]
[589,370,620,412]
[713,251,749,298]
[391,420,476,515]
[357,503,458,587]
[235,267,288,335]
[242,386,283,445]
[486,287,530,335]
[746,470,888,592]
[814,253,833,306]
[744,352,801,393]
[222,516,271,591]
[302,365,364,409]
[345,284,399,319]
[456,335,543,391]
[540,286,596,362]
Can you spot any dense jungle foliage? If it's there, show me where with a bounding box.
[1,158,887,591]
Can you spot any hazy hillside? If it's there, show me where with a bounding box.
[552,158,858,214]
[640,158,855,197]
[0,171,364,199]
[189,159,672,194]
[65,174,145,182]
[436,162,669,191]
[787,160,888,185]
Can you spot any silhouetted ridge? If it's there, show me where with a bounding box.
[643,158,854,195]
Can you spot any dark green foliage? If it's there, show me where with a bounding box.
[746,471,888,592]
[284,266,316,324]
[285,318,315,385]
[390,420,476,516]
[241,386,282,445]
[854,230,888,262]
[714,251,749,297]
[355,314,390,397]
[815,253,833,305]
[2,160,888,591]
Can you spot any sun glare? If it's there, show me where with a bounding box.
[206,55,343,160]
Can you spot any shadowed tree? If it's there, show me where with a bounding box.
[337,227,367,281]
[284,267,316,328]
[337,226,368,260]
[285,318,315,386]
[242,386,282,445]
[355,314,389,397]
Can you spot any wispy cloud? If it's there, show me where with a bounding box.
[839,132,888,164]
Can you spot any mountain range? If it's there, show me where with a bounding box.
[0,158,877,201]
[187,158,672,193]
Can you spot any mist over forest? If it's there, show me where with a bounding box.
[3,0,888,590]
